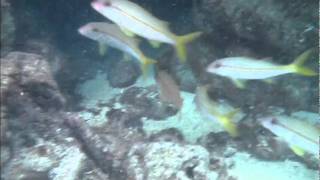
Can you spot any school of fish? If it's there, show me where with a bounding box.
[78,0,318,159]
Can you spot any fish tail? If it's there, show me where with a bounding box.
[140,55,157,78]
[175,31,202,63]
[290,145,305,157]
[219,109,240,137]
[289,49,317,76]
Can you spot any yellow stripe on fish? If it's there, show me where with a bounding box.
[78,22,157,77]
[206,49,317,88]
[91,0,202,63]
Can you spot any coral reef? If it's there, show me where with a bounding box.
[1,0,318,180]
[192,0,318,59]
[127,142,219,180]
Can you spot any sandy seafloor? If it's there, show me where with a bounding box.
[76,71,317,180]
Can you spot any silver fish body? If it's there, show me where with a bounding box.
[78,22,139,59]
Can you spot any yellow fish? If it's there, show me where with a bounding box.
[78,22,156,77]
[207,49,317,88]
[260,115,320,158]
[195,86,240,137]
[91,0,202,63]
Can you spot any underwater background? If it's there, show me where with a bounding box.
[0,0,319,180]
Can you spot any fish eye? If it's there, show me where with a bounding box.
[103,1,111,6]
[271,118,277,124]
[214,63,222,68]
[91,28,98,32]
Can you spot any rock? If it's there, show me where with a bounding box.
[1,52,66,112]
[0,52,68,159]
[278,76,318,112]
[193,0,317,60]
[64,114,128,180]
[0,1,15,56]
[16,39,65,75]
[149,128,184,143]
[119,86,177,120]
[48,147,85,180]
[126,142,219,180]
[108,60,140,88]
[172,64,198,92]
[0,145,10,168]
[2,141,70,180]
[0,106,8,144]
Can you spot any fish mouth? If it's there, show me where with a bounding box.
[206,66,215,73]
[78,26,87,35]
[91,0,107,11]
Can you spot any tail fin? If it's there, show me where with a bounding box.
[140,55,157,78]
[290,145,305,157]
[175,31,202,63]
[289,49,317,76]
[219,109,240,137]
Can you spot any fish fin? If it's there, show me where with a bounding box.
[175,31,202,63]
[149,40,162,48]
[140,55,157,79]
[159,20,170,29]
[290,145,305,157]
[119,26,136,37]
[262,78,274,84]
[98,43,108,56]
[220,109,240,137]
[231,79,246,89]
[123,54,131,62]
[288,49,317,76]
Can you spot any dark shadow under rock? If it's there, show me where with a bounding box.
[108,59,140,88]
[148,128,185,143]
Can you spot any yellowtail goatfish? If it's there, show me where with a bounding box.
[91,0,202,62]
[206,49,317,87]
[260,115,320,158]
[78,22,156,76]
[195,86,240,137]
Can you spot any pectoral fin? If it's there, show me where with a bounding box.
[232,79,246,89]
[98,43,108,56]
[149,40,162,48]
[290,145,305,157]
[120,26,136,37]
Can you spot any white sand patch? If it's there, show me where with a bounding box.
[49,147,85,180]
[76,72,120,108]
[226,152,317,180]
[143,91,244,143]
[76,72,120,126]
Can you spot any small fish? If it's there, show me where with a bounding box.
[195,86,240,137]
[91,0,202,62]
[260,115,320,158]
[78,22,156,76]
[156,70,183,111]
[206,49,317,86]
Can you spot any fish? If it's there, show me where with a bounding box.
[91,0,202,62]
[195,86,240,137]
[260,115,320,158]
[78,22,156,77]
[206,49,317,87]
[156,70,183,111]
